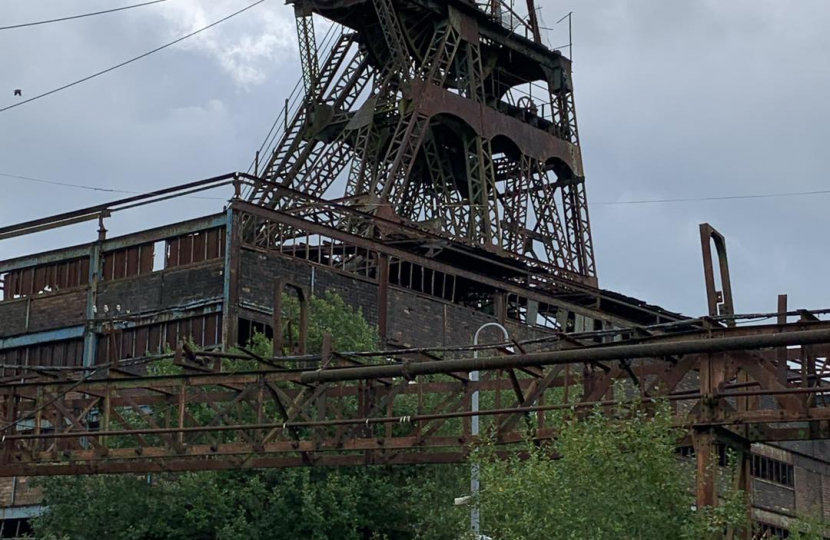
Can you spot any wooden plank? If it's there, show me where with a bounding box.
[135,327,149,358]
[148,325,162,355]
[165,238,179,268]
[191,317,205,347]
[113,249,127,280]
[126,246,140,277]
[139,244,154,275]
[178,235,193,266]
[33,265,46,293]
[193,232,206,264]
[205,230,220,259]
[204,314,218,347]
[79,257,90,284]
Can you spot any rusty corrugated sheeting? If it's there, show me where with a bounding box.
[96,313,222,364]
[0,339,84,377]
[1,257,89,300]
[165,228,225,268]
[102,244,154,281]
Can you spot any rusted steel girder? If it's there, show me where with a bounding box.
[301,325,830,383]
[0,320,829,478]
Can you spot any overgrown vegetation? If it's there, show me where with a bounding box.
[30,292,830,539]
[470,399,749,540]
[33,291,467,540]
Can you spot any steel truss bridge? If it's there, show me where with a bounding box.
[3,313,830,512]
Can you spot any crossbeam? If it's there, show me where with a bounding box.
[1,321,829,477]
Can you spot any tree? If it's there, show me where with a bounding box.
[35,465,467,540]
[34,292,816,539]
[788,515,830,540]
[469,400,749,540]
[33,291,468,540]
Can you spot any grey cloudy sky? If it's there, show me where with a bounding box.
[1,0,829,319]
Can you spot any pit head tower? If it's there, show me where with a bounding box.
[247,0,596,284]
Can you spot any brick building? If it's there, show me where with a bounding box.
[0,176,826,537]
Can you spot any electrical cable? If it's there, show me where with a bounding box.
[6,168,830,214]
[0,0,267,113]
[0,172,226,201]
[0,172,137,194]
[594,189,830,206]
[246,21,343,175]
[0,0,168,31]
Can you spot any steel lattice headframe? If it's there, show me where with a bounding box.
[247,0,596,284]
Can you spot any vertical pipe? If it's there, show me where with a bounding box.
[378,255,390,346]
[471,322,510,537]
[696,352,726,512]
[176,383,186,451]
[221,208,240,350]
[693,428,717,508]
[310,266,316,297]
[777,294,788,382]
[298,291,309,356]
[100,386,111,448]
[273,283,284,357]
[83,241,102,367]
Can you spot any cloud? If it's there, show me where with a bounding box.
[155,0,297,88]
[2,0,830,317]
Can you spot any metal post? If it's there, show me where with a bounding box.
[777,294,788,382]
[700,223,734,320]
[221,208,240,350]
[82,240,103,367]
[471,322,509,538]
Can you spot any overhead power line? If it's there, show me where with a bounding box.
[0,172,137,194]
[3,171,830,207]
[0,0,267,113]
[0,0,168,31]
[594,189,830,206]
[0,172,225,200]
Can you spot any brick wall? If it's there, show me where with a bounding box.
[240,249,379,326]
[387,288,548,348]
[0,290,87,336]
[782,441,830,465]
[753,479,796,514]
[27,291,87,333]
[240,249,551,349]
[97,262,223,316]
[0,263,222,340]
[795,460,824,516]
[0,477,41,508]
[0,301,27,336]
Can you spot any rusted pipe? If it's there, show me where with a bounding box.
[1,391,702,441]
[300,327,830,384]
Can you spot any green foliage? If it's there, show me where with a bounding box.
[788,514,830,540]
[278,291,379,354]
[34,294,804,540]
[33,292,464,540]
[34,467,466,540]
[470,401,749,540]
